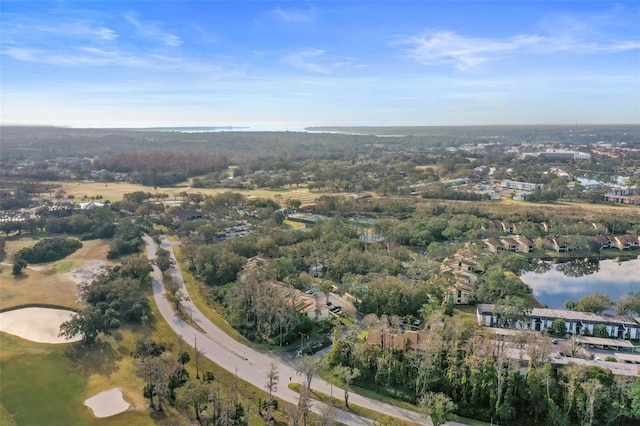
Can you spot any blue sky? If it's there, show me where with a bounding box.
[1,1,639,127]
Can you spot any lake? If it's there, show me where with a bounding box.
[520,257,640,309]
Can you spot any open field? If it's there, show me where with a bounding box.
[54,180,331,206]
[497,198,640,217]
[0,239,111,310]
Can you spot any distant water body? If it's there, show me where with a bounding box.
[521,257,640,309]
[139,125,310,133]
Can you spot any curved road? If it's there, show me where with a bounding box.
[144,235,431,426]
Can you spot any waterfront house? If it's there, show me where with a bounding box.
[594,234,612,250]
[484,237,503,253]
[544,236,569,252]
[476,304,640,340]
[612,235,639,251]
[514,236,534,253]
[500,237,519,252]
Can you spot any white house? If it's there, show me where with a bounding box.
[476,304,640,340]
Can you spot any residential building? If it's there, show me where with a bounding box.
[501,180,545,191]
[612,235,640,251]
[593,234,612,250]
[476,304,640,340]
[367,327,428,351]
[514,236,534,253]
[604,186,639,205]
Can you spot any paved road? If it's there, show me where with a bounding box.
[144,235,432,425]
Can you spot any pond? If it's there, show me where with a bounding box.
[520,256,640,309]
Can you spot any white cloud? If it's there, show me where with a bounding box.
[95,27,118,41]
[2,45,226,74]
[394,31,544,70]
[394,28,640,70]
[125,14,182,47]
[267,6,316,23]
[1,20,117,42]
[285,49,353,74]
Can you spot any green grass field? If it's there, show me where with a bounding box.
[0,328,164,426]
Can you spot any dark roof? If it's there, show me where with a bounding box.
[173,209,203,220]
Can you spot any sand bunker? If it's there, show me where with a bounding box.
[85,388,130,418]
[65,259,106,285]
[0,307,81,343]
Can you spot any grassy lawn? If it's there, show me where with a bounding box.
[283,219,306,229]
[55,180,332,206]
[0,346,89,425]
[0,328,164,426]
[0,239,112,310]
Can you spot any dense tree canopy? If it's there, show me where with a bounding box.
[16,236,82,263]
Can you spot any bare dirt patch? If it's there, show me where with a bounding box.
[65,259,106,286]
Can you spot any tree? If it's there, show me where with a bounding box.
[265,362,279,423]
[550,318,567,335]
[494,296,532,328]
[575,292,612,314]
[0,236,7,261]
[178,348,191,366]
[155,247,173,273]
[12,259,27,276]
[629,378,640,420]
[193,337,204,379]
[615,292,640,317]
[176,379,209,424]
[295,355,321,390]
[474,268,532,304]
[333,365,360,408]
[139,356,168,410]
[165,279,188,311]
[318,401,337,425]
[296,385,312,426]
[419,392,456,426]
[318,280,334,305]
[518,221,543,239]
[593,324,609,338]
[59,304,120,344]
[16,236,82,263]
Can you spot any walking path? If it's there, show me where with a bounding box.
[144,235,432,425]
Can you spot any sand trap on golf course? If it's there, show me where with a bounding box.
[85,388,130,418]
[0,307,81,343]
